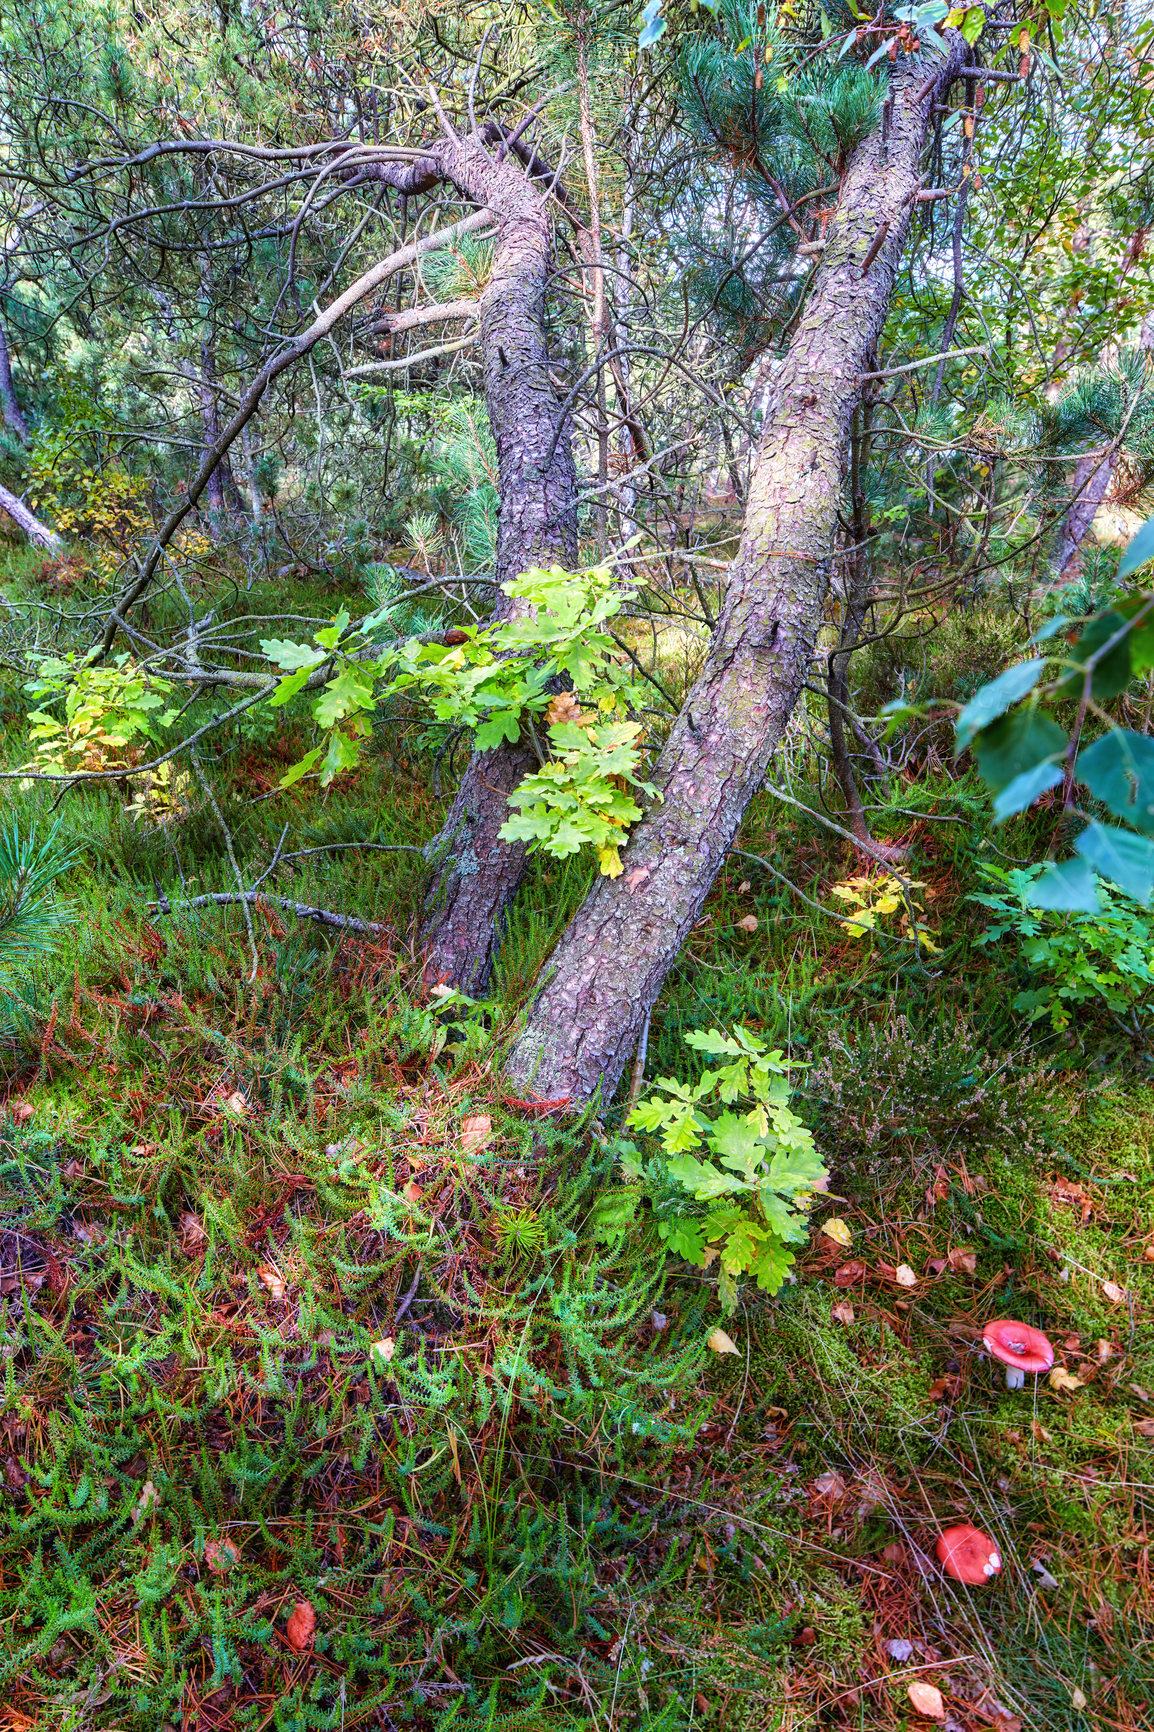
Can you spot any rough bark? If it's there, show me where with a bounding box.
[505,45,970,1107]
[1053,448,1114,581]
[0,480,62,550]
[392,136,578,997]
[0,322,30,447]
[195,324,244,523]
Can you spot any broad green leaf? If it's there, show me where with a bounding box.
[657,1216,708,1264]
[1056,612,1132,701]
[956,660,1044,751]
[1075,821,1154,904]
[1080,729,1154,831]
[973,709,1067,793]
[960,4,985,41]
[1026,856,1100,912]
[314,668,372,729]
[992,761,1063,823]
[475,711,522,749]
[1117,511,1154,581]
[314,610,351,651]
[319,730,361,786]
[1112,594,1154,675]
[261,637,325,671]
[710,1111,765,1182]
[748,1238,794,1293]
[278,745,324,790]
[665,1154,744,1199]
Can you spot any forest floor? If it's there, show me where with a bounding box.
[0,547,1151,1732]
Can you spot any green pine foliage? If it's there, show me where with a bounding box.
[0,820,81,1040]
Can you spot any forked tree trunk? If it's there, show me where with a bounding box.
[506,44,970,1106]
[411,138,578,996]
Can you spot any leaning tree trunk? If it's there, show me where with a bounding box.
[506,42,971,1106]
[412,137,578,997]
[1053,447,1114,581]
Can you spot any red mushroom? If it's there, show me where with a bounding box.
[982,1319,1054,1390]
[936,1524,1002,1585]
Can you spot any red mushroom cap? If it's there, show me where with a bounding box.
[936,1524,1002,1585]
[982,1318,1054,1375]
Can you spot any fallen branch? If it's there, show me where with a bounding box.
[0,482,62,551]
[149,889,386,936]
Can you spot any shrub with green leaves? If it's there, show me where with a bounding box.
[263,563,656,874]
[620,1026,827,1312]
[972,862,1154,1036]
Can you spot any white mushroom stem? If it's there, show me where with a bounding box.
[1005,1366,1026,1390]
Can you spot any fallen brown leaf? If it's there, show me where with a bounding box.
[947,1246,977,1275]
[258,1265,286,1302]
[908,1680,945,1720]
[831,1300,855,1325]
[285,1599,316,1652]
[131,1480,159,1525]
[707,1327,740,1355]
[205,1538,239,1573]
[833,1259,866,1288]
[460,1114,492,1153]
[736,914,758,933]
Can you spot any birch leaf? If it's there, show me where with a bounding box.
[707,1327,740,1354]
[821,1217,853,1246]
[908,1681,946,1719]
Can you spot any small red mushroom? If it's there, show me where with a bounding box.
[936,1524,1002,1585]
[982,1318,1054,1390]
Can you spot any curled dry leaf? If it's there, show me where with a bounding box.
[738,879,751,893]
[131,1480,159,1525]
[402,1180,423,1205]
[833,1258,866,1288]
[907,1681,946,1720]
[285,1598,316,1652]
[222,1089,248,1117]
[736,914,758,933]
[460,1114,492,1153]
[179,1212,206,1250]
[258,1265,287,1302]
[1049,1366,1083,1393]
[371,1337,395,1364]
[1102,1280,1126,1303]
[812,1469,847,1498]
[895,1264,918,1288]
[707,1327,740,1355]
[1134,1416,1154,1438]
[10,1102,33,1124]
[545,690,583,728]
[821,1217,853,1247]
[886,1637,915,1662]
[947,1247,977,1275]
[831,1300,855,1325]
